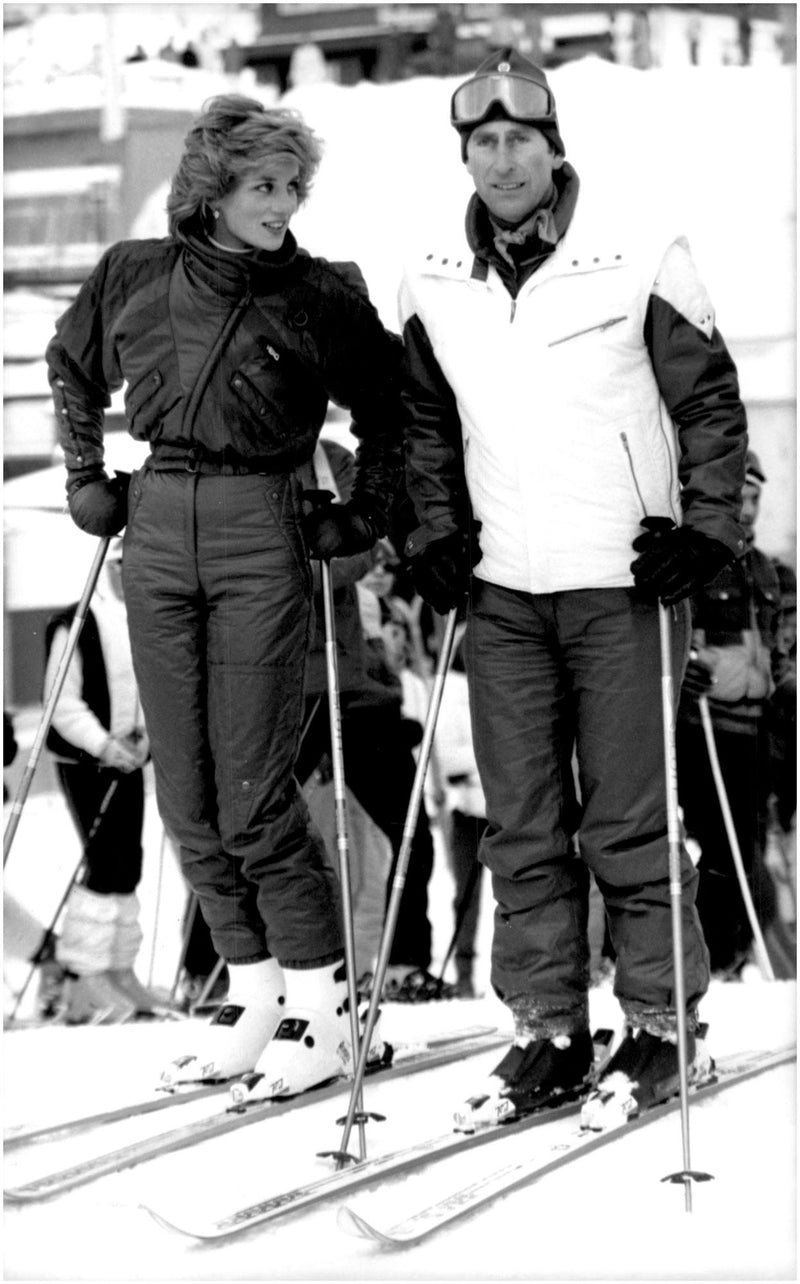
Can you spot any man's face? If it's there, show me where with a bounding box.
[741,481,761,541]
[465,119,562,225]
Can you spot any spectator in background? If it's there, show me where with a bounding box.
[431,634,488,998]
[42,539,155,1023]
[677,451,794,978]
[293,436,395,982]
[352,544,451,1001]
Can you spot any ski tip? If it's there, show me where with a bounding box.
[336,1205,388,1243]
[141,1204,199,1238]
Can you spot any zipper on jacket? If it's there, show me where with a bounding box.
[182,289,253,440]
[548,315,627,347]
[620,431,648,519]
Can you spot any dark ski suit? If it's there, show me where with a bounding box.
[47,227,404,966]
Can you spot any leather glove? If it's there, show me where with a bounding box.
[67,471,131,538]
[630,517,731,605]
[303,492,379,560]
[410,531,475,615]
[682,652,715,699]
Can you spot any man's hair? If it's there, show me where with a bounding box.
[167,95,323,236]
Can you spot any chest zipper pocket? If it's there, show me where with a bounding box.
[548,316,628,347]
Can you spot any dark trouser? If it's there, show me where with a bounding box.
[296,699,434,970]
[465,580,709,1035]
[448,811,487,976]
[677,717,775,972]
[57,763,144,894]
[123,467,342,967]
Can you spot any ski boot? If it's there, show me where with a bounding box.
[108,969,180,1020]
[159,958,285,1086]
[580,1022,715,1131]
[454,1030,597,1133]
[229,961,383,1105]
[62,971,137,1025]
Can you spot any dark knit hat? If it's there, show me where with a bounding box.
[745,449,766,486]
[451,46,565,161]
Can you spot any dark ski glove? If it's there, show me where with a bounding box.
[302,492,379,560]
[410,530,478,616]
[67,470,131,537]
[630,517,732,605]
[682,652,716,699]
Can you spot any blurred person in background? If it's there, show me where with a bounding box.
[42,539,155,1024]
[677,451,795,979]
[46,95,403,1097]
[400,47,747,1131]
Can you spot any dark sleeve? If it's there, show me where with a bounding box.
[45,247,123,488]
[644,242,747,555]
[312,439,377,590]
[321,263,405,535]
[401,310,470,558]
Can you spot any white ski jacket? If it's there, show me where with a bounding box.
[400,191,746,594]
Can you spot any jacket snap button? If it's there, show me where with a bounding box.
[233,377,242,388]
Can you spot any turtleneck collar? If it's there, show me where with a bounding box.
[177,223,304,298]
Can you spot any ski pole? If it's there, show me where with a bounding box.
[320,556,370,1161]
[437,846,482,989]
[324,606,459,1168]
[657,601,712,1209]
[146,827,169,990]
[7,773,119,1026]
[697,694,775,981]
[4,536,111,867]
[169,890,201,1004]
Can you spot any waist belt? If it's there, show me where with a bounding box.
[147,444,289,476]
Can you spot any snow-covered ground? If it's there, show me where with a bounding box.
[2,976,796,1281]
[3,775,797,1282]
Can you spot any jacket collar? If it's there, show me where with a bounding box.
[178,227,304,297]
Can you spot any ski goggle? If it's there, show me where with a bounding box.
[450,73,556,128]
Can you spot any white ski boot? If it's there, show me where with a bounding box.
[62,971,137,1025]
[229,961,380,1105]
[159,958,285,1086]
[579,1023,715,1131]
[57,886,136,1024]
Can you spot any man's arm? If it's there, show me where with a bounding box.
[401,305,471,557]
[645,239,747,557]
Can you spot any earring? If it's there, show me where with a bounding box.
[212,209,220,219]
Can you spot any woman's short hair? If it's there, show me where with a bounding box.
[167,95,323,236]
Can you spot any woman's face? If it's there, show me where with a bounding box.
[214,155,301,252]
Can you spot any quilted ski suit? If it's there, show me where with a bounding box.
[47,227,404,966]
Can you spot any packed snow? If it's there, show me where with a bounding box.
[3,772,797,1282]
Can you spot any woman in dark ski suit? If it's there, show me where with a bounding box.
[46,96,404,1099]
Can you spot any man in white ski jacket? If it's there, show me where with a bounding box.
[400,47,748,1131]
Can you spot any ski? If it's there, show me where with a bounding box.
[3,1026,504,1202]
[142,1029,616,1240]
[3,1023,495,1151]
[3,1081,231,1151]
[338,1044,795,1247]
